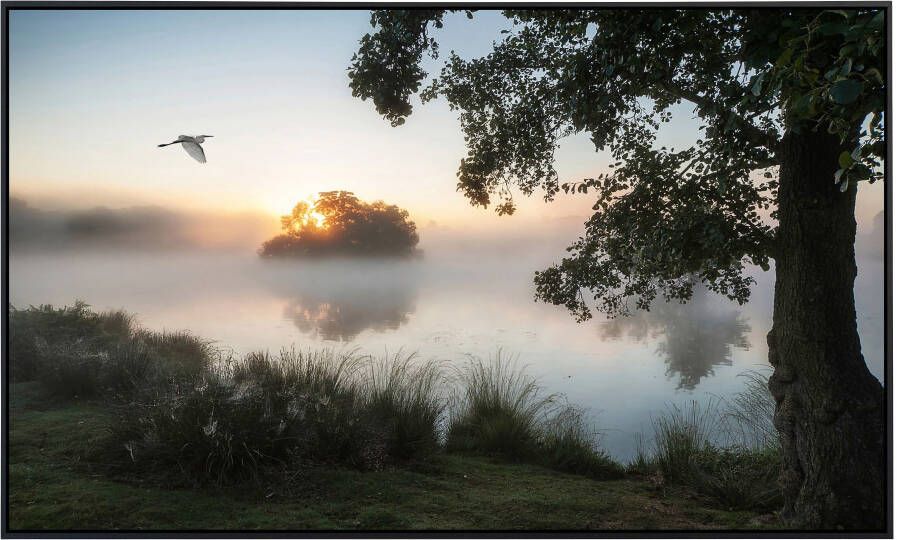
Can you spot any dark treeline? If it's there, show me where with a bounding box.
[9,197,273,252]
[10,197,190,250]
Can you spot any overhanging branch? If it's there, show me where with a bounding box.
[656,81,781,157]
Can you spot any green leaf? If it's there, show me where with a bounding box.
[839,151,854,169]
[775,48,794,68]
[829,79,863,104]
[839,59,853,77]
[864,67,883,84]
[817,22,849,36]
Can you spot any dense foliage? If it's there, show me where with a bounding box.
[348,8,884,317]
[259,191,419,257]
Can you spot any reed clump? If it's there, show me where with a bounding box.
[634,376,782,512]
[108,348,452,485]
[446,353,623,479]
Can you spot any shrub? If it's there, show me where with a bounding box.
[9,302,134,382]
[9,302,211,401]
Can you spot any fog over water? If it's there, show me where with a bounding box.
[9,199,884,460]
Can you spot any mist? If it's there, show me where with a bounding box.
[9,196,279,252]
[8,196,885,460]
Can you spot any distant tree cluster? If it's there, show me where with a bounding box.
[259,191,419,257]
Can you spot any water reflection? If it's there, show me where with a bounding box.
[259,259,419,342]
[599,289,751,390]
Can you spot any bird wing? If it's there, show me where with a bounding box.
[180,141,206,163]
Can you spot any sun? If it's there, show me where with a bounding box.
[309,210,327,228]
[269,195,329,229]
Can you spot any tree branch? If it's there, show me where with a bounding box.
[655,81,781,156]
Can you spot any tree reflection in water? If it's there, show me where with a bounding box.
[599,288,751,390]
[282,285,415,341]
[261,259,419,342]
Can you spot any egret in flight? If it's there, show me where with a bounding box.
[157,135,213,163]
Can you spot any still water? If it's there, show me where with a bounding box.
[9,246,884,460]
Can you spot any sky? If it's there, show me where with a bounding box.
[9,9,884,235]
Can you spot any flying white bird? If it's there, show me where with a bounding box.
[157,135,214,163]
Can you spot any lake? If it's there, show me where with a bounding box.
[8,244,884,460]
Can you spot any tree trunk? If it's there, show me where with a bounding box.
[768,129,885,530]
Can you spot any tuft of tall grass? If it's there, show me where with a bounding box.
[626,433,653,475]
[110,375,307,485]
[688,445,782,512]
[446,352,622,477]
[363,352,445,460]
[34,341,170,400]
[726,369,777,450]
[109,349,362,484]
[229,349,372,468]
[539,404,624,479]
[108,348,451,485]
[446,353,554,460]
[652,399,727,484]
[131,329,213,381]
[648,388,782,512]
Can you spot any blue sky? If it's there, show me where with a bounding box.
[9,9,883,231]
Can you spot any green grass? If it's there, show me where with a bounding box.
[726,369,778,449]
[645,395,782,512]
[104,349,451,485]
[362,352,445,460]
[446,353,559,458]
[8,382,778,531]
[446,353,622,479]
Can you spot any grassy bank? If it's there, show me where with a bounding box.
[7,302,784,531]
[9,382,774,530]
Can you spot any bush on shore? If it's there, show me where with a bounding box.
[108,349,448,484]
[9,302,211,399]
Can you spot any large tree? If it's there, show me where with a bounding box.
[348,8,886,529]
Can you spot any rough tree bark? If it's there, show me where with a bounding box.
[767,129,885,530]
